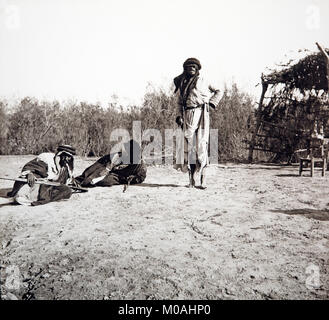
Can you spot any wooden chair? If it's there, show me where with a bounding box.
[299,137,328,177]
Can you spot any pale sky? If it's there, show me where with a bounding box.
[0,0,328,107]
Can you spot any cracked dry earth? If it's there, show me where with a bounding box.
[0,155,328,300]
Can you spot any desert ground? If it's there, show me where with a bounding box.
[0,155,328,300]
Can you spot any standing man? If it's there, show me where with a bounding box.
[174,58,222,189]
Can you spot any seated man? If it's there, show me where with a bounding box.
[7,145,76,206]
[74,139,147,188]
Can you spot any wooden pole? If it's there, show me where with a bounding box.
[0,177,88,192]
[248,77,268,163]
[316,42,329,91]
[316,42,329,173]
[311,158,314,177]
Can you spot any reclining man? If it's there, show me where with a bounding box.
[74,139,146,189]
[7,145,76,206]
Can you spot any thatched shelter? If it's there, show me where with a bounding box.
[248,43,329,163]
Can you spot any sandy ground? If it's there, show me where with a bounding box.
[0,155,328,300]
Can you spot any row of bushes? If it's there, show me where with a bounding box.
[0,83,256,162]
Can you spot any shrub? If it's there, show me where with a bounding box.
[0,83,255,162]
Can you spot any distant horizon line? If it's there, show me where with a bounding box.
[0,81,260,109]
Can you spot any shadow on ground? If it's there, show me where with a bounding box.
[134,183,182,188]
[271,208,329,221]
[242,165,294,171]
[276,171,328,177]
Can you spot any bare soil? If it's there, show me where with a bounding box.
[0,155,328,300]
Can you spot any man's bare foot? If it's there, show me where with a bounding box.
[0,197,15,205]
[188,179,195,188]
[200,174,206,189]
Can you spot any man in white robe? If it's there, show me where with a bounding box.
[174,58,223,189]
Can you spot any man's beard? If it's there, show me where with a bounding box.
[56,166,70,184]
[59,156,74,172]
[56,154,74,184]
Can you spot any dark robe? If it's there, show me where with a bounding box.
[75,140,147,188]
[8,154,72,206]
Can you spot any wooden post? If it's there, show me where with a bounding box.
[316,43,329,174]
[299,159,303,176]
[316,42,329,90]
[248,77,268,163]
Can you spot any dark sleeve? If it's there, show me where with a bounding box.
[22,158,48,178]
[75,161,107,187]
[96,154,113,165]
[75,154,117,187]
[31,184,72,206]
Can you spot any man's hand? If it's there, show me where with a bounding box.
[316,42,329,61]
[98,167,111,178]
[27,173,35,187]
[176,116,184,128]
